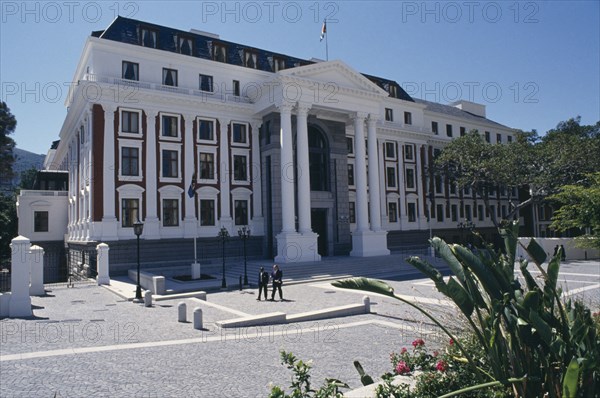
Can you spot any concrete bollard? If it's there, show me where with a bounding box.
[193,307,203,330]
[29,245,45,296]
[9,236,32,317]
[144,290,152,307]
[96,243,110,285]
[363,296,371,313]
[178,302,187,322]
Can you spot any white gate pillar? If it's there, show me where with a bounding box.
[9,236,32,317]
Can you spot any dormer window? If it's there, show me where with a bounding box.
[213,43,227,62]
[388,85,398,98]
[140,28,157,48]
[273,57,285,72]
[178,36,193,55]
[244,50,258,69]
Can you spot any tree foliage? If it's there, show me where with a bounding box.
[549,172,600,250]
[0,102,17,180]
[0,193,17,266]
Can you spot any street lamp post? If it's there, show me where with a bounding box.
[133,220,144,302]
[238,226,250,286]
[218,227,230,289]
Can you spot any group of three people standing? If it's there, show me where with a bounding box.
[257,264,283,301]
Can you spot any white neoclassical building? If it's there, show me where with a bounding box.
[35,16,518,273]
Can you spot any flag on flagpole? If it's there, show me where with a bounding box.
[187,173,197,198]
[320,19,327,41]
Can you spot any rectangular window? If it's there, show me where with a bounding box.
[388,85,398,98]
[162,150,179,178]
[451,204,458,222]
[273,57,286,72]
[244,50,258,68]
[404,112,412,125]
[435,175,443,194]
[478,205,485,221]
[199,153,215,179]
[232,123,247,144]
[464,186,471,195]
[234,200,248,225]
[121,199,139,228]
[405,168,415,189]
[408,203,417,222]
[436,204,444,222]
[122,61,139,81]
[121,111,139,134]
[162,199,179,227]
[385,108,393,122]
[161,115,179,137]
[233,155,248,181]
[347,163,354,186]
[198,119,214,141]
[465,204,472,221]
[213,43,227,62]
[404,144,414,161]
[349,202,356,223]
[121,147,139,176]
[507,135,513,143]
[34,211,49,232]
[178,36,193,55]
[199,74,214,92]
[388,202,398,222]
[496,133,502,143]
[460,126,466,136]
[431,121,438,134]
[386,167,397,188]
[446,124,453,137]
[200,200,215,226]
[450,182,457,195]
[346,137,354,154]
[385,142,396,159]
[162,68,178,87]
[233,80,240,96]
[485,131,491,143]
[140,28,156,48]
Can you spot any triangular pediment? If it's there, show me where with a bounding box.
[278,60,388,97]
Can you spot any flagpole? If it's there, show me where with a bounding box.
[325,19,329,61]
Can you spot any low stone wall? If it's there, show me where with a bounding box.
[517,237,600,261]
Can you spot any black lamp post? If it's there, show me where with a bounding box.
[218,227,230,288]
[133,219,144,302]
[238,226,250,286]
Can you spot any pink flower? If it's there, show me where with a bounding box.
[449,338,454,346]
[412,338,425,347]
[435,360,448,372]
[400,347,407,354]
[395,361,411,375]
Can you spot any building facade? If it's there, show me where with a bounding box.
[44,17,517,271]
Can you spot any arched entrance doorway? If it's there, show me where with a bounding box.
[307,126,330,256]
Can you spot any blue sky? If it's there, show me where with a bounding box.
[2,1,599,155]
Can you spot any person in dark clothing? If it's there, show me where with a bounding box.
[560,244,566,261]
[257,267,269,301]
[270,264,283,301]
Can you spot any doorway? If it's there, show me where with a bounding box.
[311,208,328,256]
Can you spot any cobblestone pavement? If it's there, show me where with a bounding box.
[1,258,598,397]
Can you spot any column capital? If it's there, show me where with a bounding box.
[144,107,161,117]
[367,115,380,126]
[352,111,368,122]
[295,102,311,116]
[100,102,118,114]
[217,117,230,128]
[277,102,294,114]
[250,119,263,131]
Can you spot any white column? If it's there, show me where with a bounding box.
[9,236,32,317]
[101,104,118,240]
[183,114,197,238]
[353,113,369,232]
[378,139,388,228]
[279,103,296,233]
[416,144,427,227]
[367,116,382,231]
[144,109,160,238]
[218,118,232,231]
[296,104,312,234]
[29,245,45,296]
[250,120,264,235]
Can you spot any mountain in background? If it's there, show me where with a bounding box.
[0,148,45,193]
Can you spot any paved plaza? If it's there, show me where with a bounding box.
[1,254,598,398]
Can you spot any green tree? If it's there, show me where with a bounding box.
[0,101,17,181]
[549,172,600,250]
[19,167,38,190]
[0,193,17,266]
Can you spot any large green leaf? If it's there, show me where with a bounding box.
[453,245,504,300]
[520,262,540,292]
[431,237,466,283]
[543,254,560,306]
[562,358,580,398]
[331,277,395,298]
[500,220,519,269]
[406,256,444,282]
[525,238,547,266]
[523,290,541,311]
[529,309,553,347]
[446,276,474,317]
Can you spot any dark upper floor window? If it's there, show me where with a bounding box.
[34,211,49,232]
[198,119,214,141]
[244,50,258,68]
[460,126,466,136]
[233,80,240,96]
[162,115,179,137]
[309,127,329,191]
[485,131,491,143]
[346,137,354,154]
[432,121,438,134]
[404,112,412,125]
[404,144,414,161]
[385,142,396,159]
[122,61,139,81]
[162,68,178,87]
[140,28,156,48]
[388,85,398,98]
[496,133,502,143]
[385,108,393,122]
[273,57,285,72]
[446,124,453,137]
[178,36,193,55]
[121,111,139,134]
[199,74,213,92]
[213,43,227,62]
[232,123,247,144]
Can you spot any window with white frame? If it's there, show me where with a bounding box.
[234,200,249,225]
[162,68,178,87]
[197,118,215,142]
[121,198,139,227]
[120,109,140,135]
[233,154,248,182]
[385,142,396,160]
[34,211,49,232]
[140,28,157,48]
[347,163,355,186]
[121,147,139,177]
[465,204,472,221]
[232,122,248,145]
[199,74,213,92]
[388,202,398,222]
[200,199,215,226]
[404,144,414,161]
[199,152,215,180]
[213,42,227,62]
[178,36,193,55]
[161,114,179,138]
[431,121,438,134]
[404,111,412,125]
[407,202,417,222]
[386,166,397,188]
[436,204,444,222]
[162,199,179,227]
[244,50,258,68]
[122,61,139,81]
[405,167,416,190]
[161,149,179,179]
[451,204,458,221]
[385,108,393,122]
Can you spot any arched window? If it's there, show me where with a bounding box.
[308,126,329,191]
